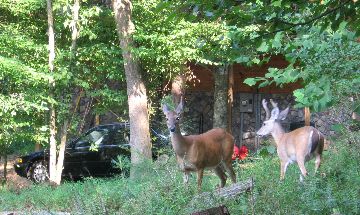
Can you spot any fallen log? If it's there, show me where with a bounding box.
[195,178,254,200]
[188,178,254,214]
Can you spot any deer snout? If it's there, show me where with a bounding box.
[170,127,176,133]
[256,130,266,137]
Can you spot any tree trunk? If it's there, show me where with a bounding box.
[113,0,152,178]
[54,119,68,185]
[48,0,81,185]
[53,1,82,184]
[213,65,229,129]
[227,65,234,133]
[95,114,100,125]
[171,74,186,106]
[70,0,80,55]
[3,154,7,183]
[47,0,57,184]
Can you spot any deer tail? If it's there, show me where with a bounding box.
[310,128,324,154]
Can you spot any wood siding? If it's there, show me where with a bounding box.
[187,55,302,94]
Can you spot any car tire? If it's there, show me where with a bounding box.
[28,160,49,183]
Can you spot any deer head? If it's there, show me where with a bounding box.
[162,97,183,133]
[257,99,290,137]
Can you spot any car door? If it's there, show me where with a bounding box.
[62,140,84,178]
[102,126,131,175]
[74,128,110,176]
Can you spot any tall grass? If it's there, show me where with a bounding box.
[0,134,359,214]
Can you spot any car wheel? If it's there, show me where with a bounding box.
[29,160,49,183]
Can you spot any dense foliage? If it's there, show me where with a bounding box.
[0,0,127,155]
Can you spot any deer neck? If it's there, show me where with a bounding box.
[271,122,285,147]
[170,125,190,157]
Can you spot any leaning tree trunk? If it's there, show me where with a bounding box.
[53,0,82,185]
[47,0,57,184]
[113,0,152,178]
[213,65,229,129]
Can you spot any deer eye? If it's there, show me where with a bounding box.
[176,117,180,121]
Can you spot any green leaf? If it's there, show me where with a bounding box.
[302,40,314,49]
[272,32,283,49]
[252,58,260,64]
[244,78,257,86]
[258,80,270,88]
[257,41,269,52]
[235,56,250,63]
[272,0,282,7]
[338,21,348,33]
[293,89,305,102]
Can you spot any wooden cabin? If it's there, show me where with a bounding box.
[182,55,304,150]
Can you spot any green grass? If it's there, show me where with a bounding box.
[0,135,359,214]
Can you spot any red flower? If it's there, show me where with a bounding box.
[232,145,249,160]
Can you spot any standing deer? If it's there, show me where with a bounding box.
[162,98,236,190]
[257,99,325,181]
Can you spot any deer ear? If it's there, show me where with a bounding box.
[278,106,290,120]
[175,97,184,114]
[270,108,279,120]
[162,104,170,114]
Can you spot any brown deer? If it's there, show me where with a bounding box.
[162,98,236,190]
[257,99,325,181]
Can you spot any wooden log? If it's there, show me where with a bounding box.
[191,178,254,202]
[214,178,254,199]
[189,178,254,214]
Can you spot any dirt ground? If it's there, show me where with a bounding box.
[0,156,32,191]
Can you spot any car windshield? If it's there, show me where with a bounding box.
[75,129,109,148]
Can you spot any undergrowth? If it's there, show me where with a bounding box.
[0,132,359,214]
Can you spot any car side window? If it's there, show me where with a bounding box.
[75,129,109,148]
[108,128,130,146]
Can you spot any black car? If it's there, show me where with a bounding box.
[14,122,169,183]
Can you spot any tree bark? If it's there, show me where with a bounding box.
[227,65,234,134]
[3,154,7,183]
[113,0,152,178]
[47,0,57,184]
[171,74,186,106]
[213,65,229,129]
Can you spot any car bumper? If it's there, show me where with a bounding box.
[14,163,28,178]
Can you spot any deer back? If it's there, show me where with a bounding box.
[180,128,234,169]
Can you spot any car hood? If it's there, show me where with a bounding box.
[19,150,47,163]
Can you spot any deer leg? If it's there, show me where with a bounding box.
[296,159,308,182]
[314,154,321,174]
[223,160,236,184]
[280,160,289,180]
[183,171,190,184]
[197,169,204,190]
[214,166,227,188]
